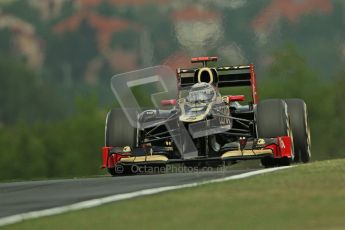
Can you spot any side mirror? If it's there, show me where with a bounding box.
[160,99,177,106]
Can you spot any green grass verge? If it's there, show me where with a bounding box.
[3,159,345,230]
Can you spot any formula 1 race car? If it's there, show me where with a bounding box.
[101,57,311,175]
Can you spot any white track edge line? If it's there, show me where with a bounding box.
[0,166,292,227]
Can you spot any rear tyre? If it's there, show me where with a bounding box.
[256,99,292,167]
[285,99,311,163]
[105,108,136,176]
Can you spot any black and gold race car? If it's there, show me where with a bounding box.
[101,57,311,175]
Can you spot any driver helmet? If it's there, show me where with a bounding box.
[187,82,216,103]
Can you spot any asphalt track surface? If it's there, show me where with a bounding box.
[0,168,261,219]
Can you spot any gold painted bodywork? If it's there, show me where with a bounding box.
[119,155,168,163]
[221,149,273,159]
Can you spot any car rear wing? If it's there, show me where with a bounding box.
[176,64,258,103]
[217,65,252,87]
[177,65,252,87]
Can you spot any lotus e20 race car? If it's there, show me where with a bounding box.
[101,57,311,175]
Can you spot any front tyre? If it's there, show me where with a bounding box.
[256,99,293,167]
[285,99,311,163]
[105,108,136,147]
[105,108,136,176]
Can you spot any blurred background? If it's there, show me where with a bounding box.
[0,0,344,180]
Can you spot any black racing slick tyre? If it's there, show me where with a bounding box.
[256,99,292,167]
[105,108,136,147]
[105,108,136,176]
[256,99,289,138]
[285,99,311,163]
